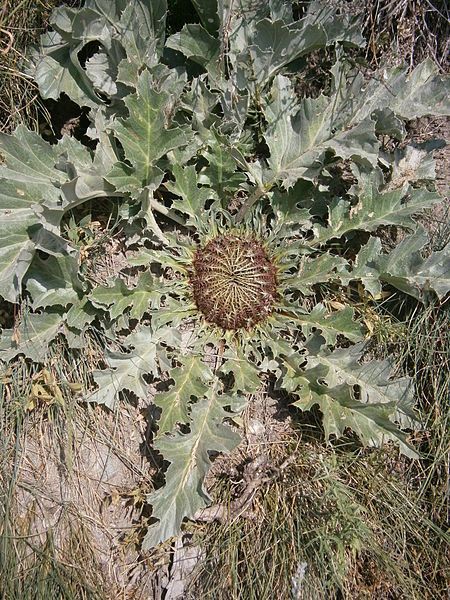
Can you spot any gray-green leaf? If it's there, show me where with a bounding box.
[111,70,194,193]
[154,355,213,436]
[143,381,241,548]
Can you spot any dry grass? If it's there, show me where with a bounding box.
[189,443,449,599]
[0,336,161,599]
[363,0,449,71]
[0,0,83,133]
[1,0,51,132]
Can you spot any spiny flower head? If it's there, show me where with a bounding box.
[189,233,278,331]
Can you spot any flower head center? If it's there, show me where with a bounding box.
[190,234,278,330]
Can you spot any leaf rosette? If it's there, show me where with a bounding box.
[0,0,449,549]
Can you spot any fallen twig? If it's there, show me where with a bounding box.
[194,453,297,524]
[0,28,14,55]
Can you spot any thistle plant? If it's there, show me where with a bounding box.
[0,0,448,548]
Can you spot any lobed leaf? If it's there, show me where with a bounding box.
[307,342,418,429]
[143,381,241,549]
[263,76,379,189]
[376,228,450,301]
[24,254,81,309]
[341,237,383,298]
[314,175,441,243]
[280,303,364,345]
[154,355,213,436]
[0,312,65,364]
[293,372,419,458]
[87,325,178,408]
[334,58,450,128]
[166,24,220,71]
[219,347,261,394]
[165,164,214,226]
[65,298,98,331]
[0,128,66,302]
[111,70,194,194]
[90,272,162,320]
[285,253,349,295]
